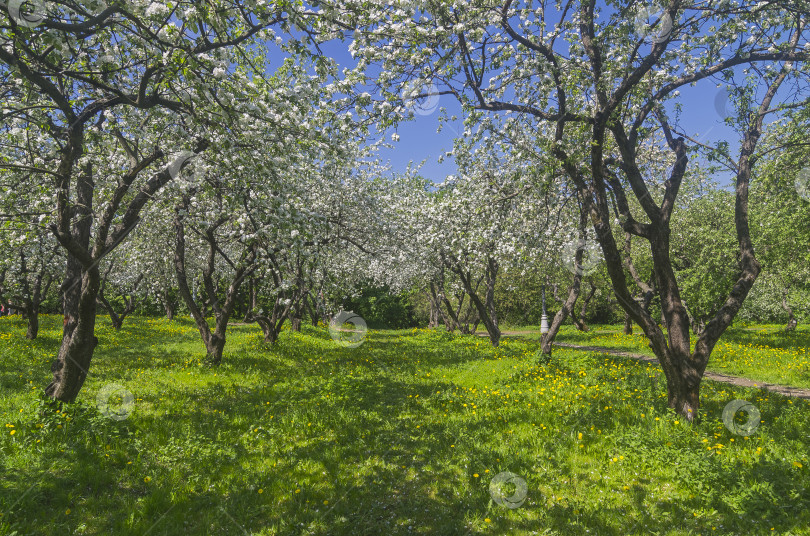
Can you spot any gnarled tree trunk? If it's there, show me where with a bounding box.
[46,162,100,402]
[174,198,254,365]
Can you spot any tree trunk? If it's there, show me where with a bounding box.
[571,280,595,332]
[439,292,461,332]
[26,303,39,340]
[96,275,140,331]
[429,279,456,332]
[45,266,100,403]
[782,291,797,332]
[306,295,320,326]
[46,161,99,403]
[623,313,633,335]
[254,314,284,344]
[541,269,583,354]
[243,277,257,323]
[205,326,227,365]
[261,320,279,344]
[452,260,500,346]
[163,296,175,320]
[24,272,46,340]
[96,293,122,330]
[426,290,440,328]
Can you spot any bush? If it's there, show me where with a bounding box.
[339,284,419,329]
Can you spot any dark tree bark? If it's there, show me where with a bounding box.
[426,289,441,328]
[44,135,206,402]
[588,74,781,419]
[243,251,308,344]
[1,1,275,403]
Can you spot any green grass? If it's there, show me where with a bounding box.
[1,315,809,535]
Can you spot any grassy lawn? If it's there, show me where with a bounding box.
[505,323,810,390]
[1,315,809,535]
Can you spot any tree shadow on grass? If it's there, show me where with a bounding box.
[3,322,809,536]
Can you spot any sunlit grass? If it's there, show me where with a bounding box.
[1,316,808,535]
[537,323,810,389]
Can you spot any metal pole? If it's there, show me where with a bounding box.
[540,283,549,334]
